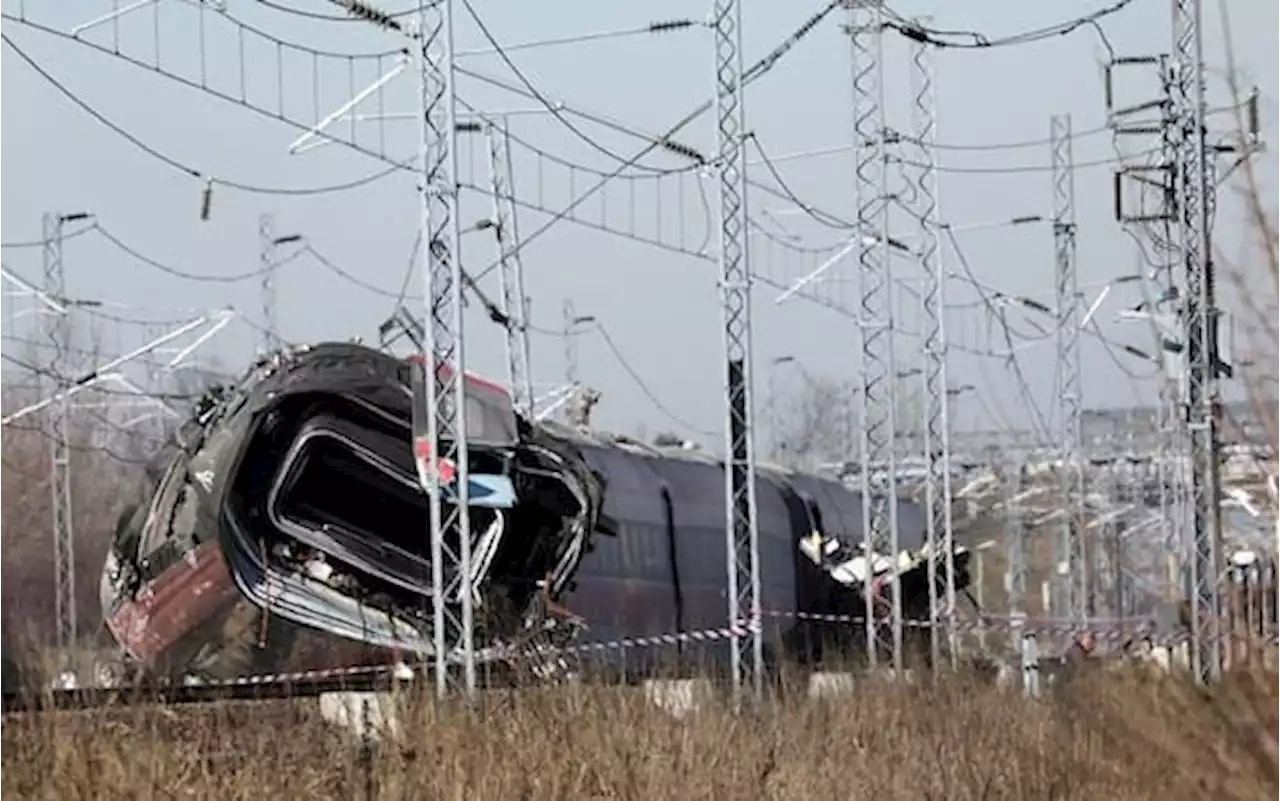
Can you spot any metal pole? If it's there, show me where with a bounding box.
[1051,113,1088,623]
[712,0,762,704]
[43,211,77,664]
[1172,0,1223,684]
[416,1,476,699]
[484,117,535,418]
[850,2,901,670]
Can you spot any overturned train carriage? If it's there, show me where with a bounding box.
[99,342,973,685]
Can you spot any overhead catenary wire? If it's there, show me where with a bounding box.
[468,0,846,285]
[1,31,410,198]
[0,1,1187,481]
[456,0,700,176]
[1,14,417,175]
[255,0,431,24]
[590,323,715,437]
[878,0,1135,51]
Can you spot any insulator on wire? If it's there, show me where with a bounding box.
[199,178,214,222]
[649,19,696,33]
[1247,87,1259,140]
[658,138,705,164]
[331,0,402,33]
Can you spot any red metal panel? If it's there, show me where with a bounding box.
[105,541,240,667]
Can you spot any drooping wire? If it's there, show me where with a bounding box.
[465,0,846,283]
[591,323,714,437]
[1,14,414,175]
[1,31,409,197]
[255,0,431,24]
[456,0,700,176]
[94,224,311,282]
[879,0,1134,51]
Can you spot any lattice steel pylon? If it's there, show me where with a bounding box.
[1005,457,1028,653]
[484,117,534,419]
[1171,0,1223,685]
[712,0,763,704]
[42,211,77,662]
[850,4,902,670]
[414,3,476,698]
[258,214,278,354]
[907,30,955,667]
[562,298,578,390]
[1050,114,1089,623]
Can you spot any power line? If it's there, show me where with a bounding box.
[899,148,1158,175]
[1,31,408,198]
[879,1,1134,52]
[94,225,307,282]
[459,20,700,57]
[1,14,415,178]
[254,0,430,24]
[457,0,699,176]
[591,323,714,436]
[467,0,847,283]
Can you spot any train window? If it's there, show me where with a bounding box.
[462,391,516,445]
[409,359,516,446]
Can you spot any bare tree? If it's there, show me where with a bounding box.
[772,373,928,471]
[771,376,856,470]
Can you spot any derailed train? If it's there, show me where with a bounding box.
[98,342,976,685]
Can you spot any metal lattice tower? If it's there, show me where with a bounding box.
[1171,0,1223,684]
[850,4,902,669]
[562,298,579,389]
[484,118,535,419]
[414,2,476,698]
[258,214,278,354]
[1005,458,1027,652]
[42,211,77,660]
[908,30,955,666]
[1050,114,1089,622]
[712,0,763,703]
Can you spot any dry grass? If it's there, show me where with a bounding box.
[2,666,1276,801]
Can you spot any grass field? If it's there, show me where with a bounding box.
[2,665,1276,801]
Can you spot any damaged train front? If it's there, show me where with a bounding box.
[99,343,603,684]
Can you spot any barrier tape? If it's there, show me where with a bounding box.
[60,611,1280,687]
[763,609,1155,640]
[761,609,1279,647]
[184,663,398,688]
[8,611,1275,713]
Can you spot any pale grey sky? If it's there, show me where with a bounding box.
[3,1,1276,446]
